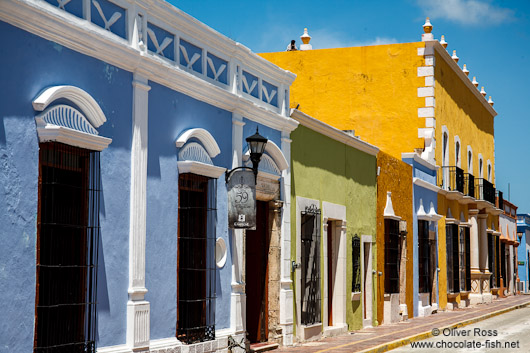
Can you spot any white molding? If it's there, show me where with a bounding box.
[402,153,439,170]
[35,120,112,151]
[467,145,473,175]
[454,135,461,168]
[413,178,441,193]
[1,0,300,133]
[478,153,484,179]
[177,160,226,178]
[33,85,107,127]
[175,128,221,158]
[215,237,228,268]
[425,41,497,118]
[290,109,379,156]
[417,199,431,221]
[243,140,289,172]
[383,192,402,221]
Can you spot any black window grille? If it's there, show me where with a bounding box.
[446,224,459,293]
[463,227,471,291]
[418,220,431,294]
[384,219,400,294]
[177,173,216,344]
[488,233,495,288]
[501,242,506,285]
[352,236,361,293]
[34,142,100,353]
[301,204,321,325]
[495,236,501,287]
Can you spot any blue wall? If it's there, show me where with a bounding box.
[0,21,132,349]
[146,81,234,338]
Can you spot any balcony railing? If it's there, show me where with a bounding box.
[496,190,504,210]
[439,166,464,193]
[475,178,495,205]
[464,173,475,198]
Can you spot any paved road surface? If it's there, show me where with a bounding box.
[392,306,530,352]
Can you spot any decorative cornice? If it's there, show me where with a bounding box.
[413,177,441,193]
[33,85,107,127]
[1,0,298,133]
[35,120,112,151]
[175,128,221,158]
[177,161,226,178]
[290,108,379,156]
[425,41,497,118]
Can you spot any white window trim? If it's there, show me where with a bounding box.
[175,128,221,158]
[176,128,226,178]
[243,139,289,171]
[467,146,473,175]
[487,160,492,182]
[33,86,112,151]
[478,153,484,179]
[454,135,461,168]
[441,126,449,167]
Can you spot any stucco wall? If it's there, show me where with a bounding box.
[434,51,495,180]
[290,123,377,331]
[376,152,413,322]
[260,43,425,160]
[0,21,133,349]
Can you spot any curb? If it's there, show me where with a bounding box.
[358,300,530,353]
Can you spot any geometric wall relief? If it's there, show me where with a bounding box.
[45,0,83,18]
[147,23,174,60]
[261,80,278,107]
[178,142,213,165]
[206,52,228,84]
[179,39,203,74]
[242,70,259,98]
[245,153,280,177]
[38,105,98,134]
[91,0,126,38]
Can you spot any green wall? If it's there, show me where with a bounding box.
[290,123,378,332]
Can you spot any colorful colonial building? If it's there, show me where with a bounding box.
[517,214,530,293]
[0,0,298,352]
[260,18,502,319]
[289,109,378,339]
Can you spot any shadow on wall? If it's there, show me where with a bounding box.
[0,117,6,145]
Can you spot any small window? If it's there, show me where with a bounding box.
[442,132,449,167]
[384,219,400,294]
[177,173,216,344]
[34,142,101,352]
[301,205,321,325]
[446,224,459,293]
[418,220,431,294]
[352,236,361,292]
[455,141,460,167]
[459,227,471,292]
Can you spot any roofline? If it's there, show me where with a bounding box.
[290,109,379,156]
[425,40,498,118]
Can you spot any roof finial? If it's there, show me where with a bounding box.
[300,28,312,50]
[452,50,459,63]
[440,35,448,49]
[472,76,479,87]
[462,64,469,76]
[488,96,494,106]
[480,86,487,96]
[422,17,434,41]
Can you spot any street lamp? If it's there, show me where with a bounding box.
[225,127,268,183]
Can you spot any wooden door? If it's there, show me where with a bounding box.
[327,220,333,326]
[246,201,270,343]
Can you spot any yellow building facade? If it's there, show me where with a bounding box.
[261,19,502,318]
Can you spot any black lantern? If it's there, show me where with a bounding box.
[225,127,268,183]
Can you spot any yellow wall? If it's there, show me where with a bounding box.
[376,151,413,321]
[434,51,495,179]
[260,43,426,160]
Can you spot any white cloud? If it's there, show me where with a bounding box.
[418,0,514,25]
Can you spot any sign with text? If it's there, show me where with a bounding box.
[228,170,256,229]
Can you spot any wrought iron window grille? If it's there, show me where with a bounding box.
[418,220,432,295]
[177,173,216,344]
[446,224,460,294]
[34,142,101,353]
[300,205,321,325]
[384,220,400,294]
[352,236,361,293]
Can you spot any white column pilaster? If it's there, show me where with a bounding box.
[230,114,246,335]
[279,131,294,346]
[127,72,151,350]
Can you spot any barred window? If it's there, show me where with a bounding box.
[177,174,216,344]
[488,233,495,288]
[495,236,501,288]
[459,227,471,292]
[34,142,100,353]
[418,220,431,294]
[301,205,321,325]
[446,224,459,293]
[384,219,400,294]
[352,236,361,293]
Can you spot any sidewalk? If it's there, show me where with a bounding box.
[274,295,530,353]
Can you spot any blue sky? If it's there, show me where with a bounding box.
[169,0,530,213]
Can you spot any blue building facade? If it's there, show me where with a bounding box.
[402,153,442,318]
[0,0,297,352]
[517,214,530,293]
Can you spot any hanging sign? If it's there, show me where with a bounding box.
[518,261,525,266]
[227,170,256,229]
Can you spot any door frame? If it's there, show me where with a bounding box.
[361,235,374,328]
